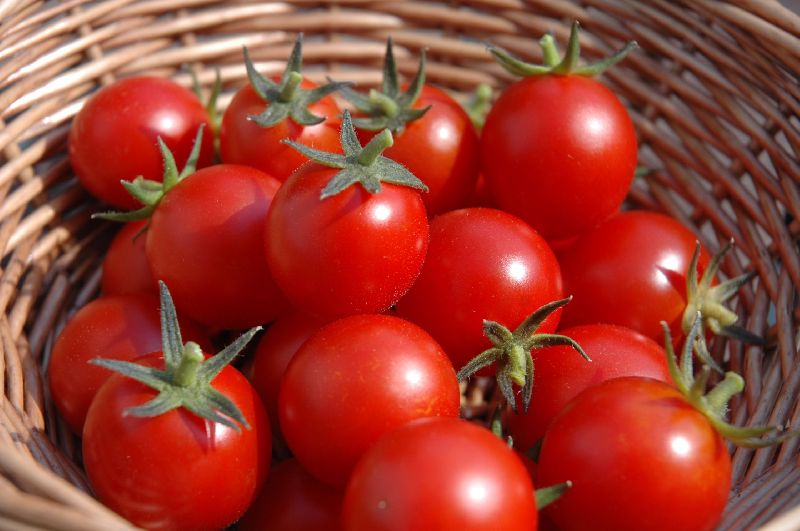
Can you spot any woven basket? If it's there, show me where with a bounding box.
[1,1,799,529]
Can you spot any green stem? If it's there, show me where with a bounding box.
[358,129,394,166]
[506,344,527,387]
[369,89,400,118]
[280,71,304,103]
[174,342,204,387]
[706,372,745,415]
[539,34,560,67]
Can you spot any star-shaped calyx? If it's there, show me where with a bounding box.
[244,33,350,127]
[337,37,430,134]
[283,109,428,198]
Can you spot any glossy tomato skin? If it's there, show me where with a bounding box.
[146,164,288,329]
[395,207,562,372]
[558,210,710,340]
[342,417,537,531]
[220,81,341,181]
[358,85,480,217]
[481,75,637,242]
[82,353,271,531]
[507,324,671,451]
[48,294,210,434]
[279,314,460,489]
[69,76,214,209]
[266,164,429,319]
[101,220,156,297]
[537,377,731,531]
[238,458,342,531]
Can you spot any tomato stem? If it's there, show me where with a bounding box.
[358,129,394,166]
[369,89,399,118]
[280,71,303,103]
[174,342,204,387]
[539,35,560,67]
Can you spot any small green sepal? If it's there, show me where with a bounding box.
[463,83,492,130]
[535,481,572,510]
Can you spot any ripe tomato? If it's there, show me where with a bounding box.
[557,210,710,340]
[537,377,731,531]
[146,164,288,329]
[279,314,460,488]
[69,76,214,209]
[395,207,562,372]
[507,324,671,451]
[83,352,271,531]
[48,293,210,434]
[101,220,156,296]
[342,417,537,531]
[481,75,636,241]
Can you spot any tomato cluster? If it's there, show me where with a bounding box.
[50,25,783,531]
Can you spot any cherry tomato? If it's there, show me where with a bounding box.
[395,207,562,372]
[537,377,730,531]
[342,417,537,531]
[481,75,636,241]
[557,210,710,340]
[146,164,288,329]
[507,324,671,451]
[101,220,156,297]
[69,76,214,209]
[279,314,460,488]
[48,294,210,434]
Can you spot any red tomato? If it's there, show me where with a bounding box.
[537,377,730,531]
[395,207,562,372]
[481,75,636,241]
[507,324,671,451]
[220,80,341,181]
[146,164,288,329]
[83,352,271,531]
[342,417,537,531]
[48,294,210,434]
[69,76,213,209]
[279,314,460,488]
[557,210,710,340]
[238,458,342,531]
[265,163,429,319]
[101,220,156,296]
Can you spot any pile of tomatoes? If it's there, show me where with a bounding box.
[48,25,774,531]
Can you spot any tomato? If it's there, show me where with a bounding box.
[48,293,210,434]
[69,76,214,209]
[238,458,342,531]
[265,161,428,319]
[537,377,731,531]
[279,314,460,488]
[101,220,156,296]
[507,324,671,451]
[83,352,271,531]
[480,73,636,242]
[146,164,288,329]
[342,417,537,531]
[557,210,710,340]
[395,207,562,372]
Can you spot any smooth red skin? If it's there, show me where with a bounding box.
[557,210,711,340]
[507,324,671,452]
[146,164,288,329]
[278,314,460,489]
[101,221,156,297]
[395,207,562,373]
[537,377,731,531]
[220,80,342,181]
[83,353,271,531]
[238,458,343,531]
[481,75,637,241]
[358,85,480,217]
[48,294,211,434]
[342,417,537,531]
[249,311,329,452]
[69,76,213,209]
[266,164,429,319]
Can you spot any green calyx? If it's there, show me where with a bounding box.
[91,281,261,432]
[244,33,350,127]
[283,109,428,198]
[663,314,796,448]
[338,37,430,133]
[189,66,223,140]
[457,297,590,414]
[92,125,205,223]
[488,20,637,78]
[463,83,492,131]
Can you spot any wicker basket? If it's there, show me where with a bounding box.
[1,0,799,529]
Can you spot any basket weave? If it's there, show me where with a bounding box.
[1,1,799,529]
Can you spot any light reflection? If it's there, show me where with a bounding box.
[372,203,391,222]
[506,259,528,283]
[466,480,488,502]
[655,252,682,287]
[436,123,454,143]
[670,435,691,457]
[586,117,605,135]
[405,368,423,387]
